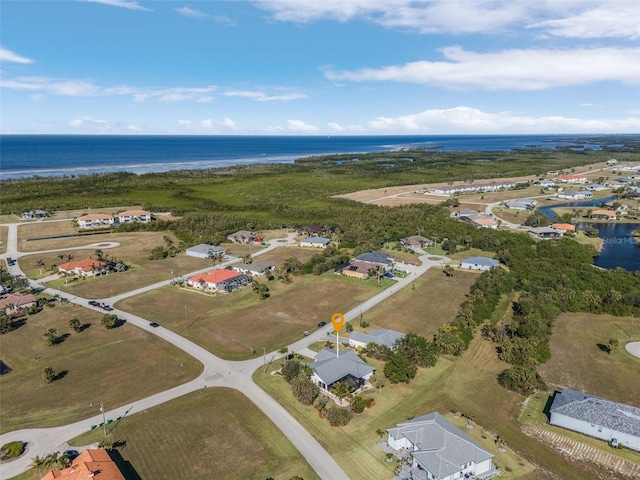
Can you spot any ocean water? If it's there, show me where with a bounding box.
[0,134,590,179]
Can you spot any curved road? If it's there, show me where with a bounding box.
[0,221,448,479]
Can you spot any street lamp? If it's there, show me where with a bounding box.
[100,402,107,436]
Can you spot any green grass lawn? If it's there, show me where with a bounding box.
[0,302,201,434]
[9,388,318,480]
[116,273,393,360]
[357,268,479,339]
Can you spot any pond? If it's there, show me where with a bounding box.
[538,196,640,272]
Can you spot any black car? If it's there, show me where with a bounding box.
[88,300,99,306]
[317,321,327,328]
[149,322,160,328]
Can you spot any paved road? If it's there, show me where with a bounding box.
[0,222,446,479]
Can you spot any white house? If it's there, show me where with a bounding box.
[231,260,276,276]
[459,257,499,271]
[557,174,587,184]
[557,191,593,200]
[117,209,152,223]
[299,236,331,248]
[186,270,252,292]
[308,348,375,393]
[504,199,537,211]
[58,259,108,277]
[77,213,115,229]
[186,244,226,259]
[549,388,640,452]
[348,328,404,350]
[387,412,496,480]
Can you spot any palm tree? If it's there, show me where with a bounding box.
[330,381,354,404]
[30,455,46,478]
[36,259,45,275]
[46,451,60,468]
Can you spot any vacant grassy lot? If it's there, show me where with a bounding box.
[256,245,322,265]
[356,269,478,339]
[538,313,640,407]
[0,302,201,434]
[117,273,391,359]
[256,330,606,480]
[59,388,319,480]
[0,225,7,254]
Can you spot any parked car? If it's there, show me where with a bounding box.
[88,300,99,306]
[317,321,327,328]
[149,322,160,328]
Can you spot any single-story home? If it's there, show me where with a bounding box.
[226,230,257,244]
[557,191,593,200]
[0,292,37,315]
[58,259,108,277]
[549,388,640,452]
[426,181,516,196]
[299,236,331,248]
[187,270,252,292]
[117,209,152,223]
[459,256,499,271]
[387,412,496,480]
[528,227,563,239]
[298,224,330,237]
[232,260,276,276]
[551,223,576,233]
[186,243,226,259]
[354,252,394,270]
[586,183,607,191]
[76,213,115,229]
[536,180,557,188]
[464,214,498,229]
[337,261,372,280]
[399,235,433,249]
[607,159,618,165]
[557,174,587,184]
[504,199,537,211]
[590,209,617,221]
[42,449,125,480]
[20,209,48,219]
[348,328,404,350]
[308,348,375,393]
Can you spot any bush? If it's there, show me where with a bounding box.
[281,359,301,383]
[291,377,319,405]
[497,365,547,395]
[324,405,353,426]
[383,352,417,384]
[314,394,329,411]
[0,441,25,459]
[351,395,374,414]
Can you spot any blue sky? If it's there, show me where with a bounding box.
[1,0,639,135]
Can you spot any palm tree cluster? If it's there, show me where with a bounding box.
[30,451,71,477]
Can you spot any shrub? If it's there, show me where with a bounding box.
[324,405,353,426]
[351,395,374,414]
[291,377,319,405]
[383,352,417,384]
[281,359,301,383]
[497,365,547,395]
[0,441,25,459]
[314,394,329,411]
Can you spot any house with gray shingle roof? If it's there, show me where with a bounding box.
[299,236,331,248]
[354,251,394,270]
[459,257,499,271]
[549,388,640,451]
[308,349,375,393]
[186,243,226,259]
[231,260,276,276]
[348,329,404,350]
[387,412,496,480]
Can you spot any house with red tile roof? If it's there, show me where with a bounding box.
[58,259,108,277]
[0,292,37,314]
[590,209,617,221]
[557,174,587,184]
[551,223,576,233]
[117,209,152,223]
[42,449,125,480]
[77,213,115,229]
[186,269,252,292]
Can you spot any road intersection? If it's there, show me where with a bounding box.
[0,221,449,479]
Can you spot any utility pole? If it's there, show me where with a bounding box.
[100,402,107,436]
[263,347,266,365]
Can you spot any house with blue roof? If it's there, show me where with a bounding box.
[550,388,640,451]
[459,257,499,271]
[387,412,496,480]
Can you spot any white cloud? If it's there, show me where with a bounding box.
[82,0,151,11]
[220,118,237,129]
[2,76,216,102]
[175,6,209,19]
[255,0,530,34]
[324,46,640,90]
[0,46,34,64]
[528,3,640,39]
[223,89,308,101]
[357,106,640,134]
[287,119,319,132]
[328,122,345,131]
[177,119,192,125]
[69,116,110,128]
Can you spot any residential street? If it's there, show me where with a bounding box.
[0,222,447,479]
